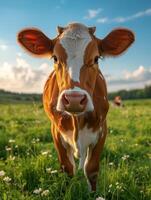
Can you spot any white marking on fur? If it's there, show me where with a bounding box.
[56,87,94,112]
[99,74,104,80]
[56,90,65,111]
[60,130,73,147]
[84,147,93,191]
[60,126,101,171]
[60,24,91,82]
[78,126,99,169]
[60,133,76,174]
[83,129,103,191]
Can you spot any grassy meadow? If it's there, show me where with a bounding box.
[0,100,151,200]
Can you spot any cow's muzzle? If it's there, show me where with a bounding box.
[62,92,87,114]
[56,88,94,114]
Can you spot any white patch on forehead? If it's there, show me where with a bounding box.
[60,24,91,82]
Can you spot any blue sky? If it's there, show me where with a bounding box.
[0,0,151,92]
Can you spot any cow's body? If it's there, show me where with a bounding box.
[18,23,134,191]
[43,68,109,189]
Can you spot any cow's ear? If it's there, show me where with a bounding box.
[98,28,135,56]
[17,28,53,56]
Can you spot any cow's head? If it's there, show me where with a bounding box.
[18,23,134,114]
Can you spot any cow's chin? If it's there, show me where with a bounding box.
[64,107,85,115]
[56,105,94,116]
[56,102,94,115]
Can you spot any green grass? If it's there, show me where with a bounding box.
[0,100,151,200]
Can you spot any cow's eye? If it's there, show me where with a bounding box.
[94,56,99,64]
[53,56,58,63]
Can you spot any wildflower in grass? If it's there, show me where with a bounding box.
[3,176,11,183]
[41,190,49,196]
[116,185,122,189]
[110,129,113,134]
[5,146,11,151]
[121,154,129,161]
[9,139,15,143]
[33,188,42,194]
[51,170,57,174]
[115,182,123,191]
[41,151,49,155]
[0,170,5,177]
[108,162,114,166]
[46,168,52,173]
[32,139,36,144]
[32,138,40,144]
[8,156,15,161]
[15,145,18,148]
[144,165,148,169]
[108,184,112,192]
[96,197,105,200]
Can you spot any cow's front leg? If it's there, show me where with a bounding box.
[84,124,107,191]
[51,124,75,176]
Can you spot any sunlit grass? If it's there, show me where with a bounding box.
[0,100,151,199]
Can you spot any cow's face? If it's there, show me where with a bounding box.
[53,24,100,114]
[18,23,134,114]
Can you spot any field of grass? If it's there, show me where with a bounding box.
[0,100,151,200]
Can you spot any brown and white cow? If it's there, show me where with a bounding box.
[17,23,134,191]
[113,96,124,107]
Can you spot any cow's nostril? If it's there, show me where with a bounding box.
[80,94,87,105]
[62,94,70,105]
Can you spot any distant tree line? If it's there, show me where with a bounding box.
[108,85,151,100]
[0,89,42,103]
[0,85,151,103]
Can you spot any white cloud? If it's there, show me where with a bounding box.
[0,58,53,93]
[106,66,151,91]
[0,59,150,93]
[16,52,22,57]
[97,17,108,23]
[124,66,146,80]
[113,8,151,23]
[0,44,7,51]
[84,8,102,19]
[97,8,151,23]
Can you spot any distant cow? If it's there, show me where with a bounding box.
[18,23,134,191]
[113,96,124,107]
